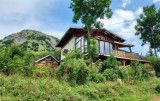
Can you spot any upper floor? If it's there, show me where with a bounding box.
[56,27,150,63]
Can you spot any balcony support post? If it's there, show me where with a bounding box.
[121,60,127,68]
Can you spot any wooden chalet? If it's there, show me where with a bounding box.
[56,27,150,67]
[35,55,59,68]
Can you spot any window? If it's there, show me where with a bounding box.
[98,40,113,55]
[63,49,68,54]
[84,37,88,52]
[76,36,88,53]
[100,41,105,55]
[105,42,110,55]
[110,44,113,55]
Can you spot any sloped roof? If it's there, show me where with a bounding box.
[56,27,126,47]
[35,54,59,63]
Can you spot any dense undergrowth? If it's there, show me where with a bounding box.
[0,46,160,101]
[0,74,160,101]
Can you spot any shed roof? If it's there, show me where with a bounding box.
[35,54,60,63]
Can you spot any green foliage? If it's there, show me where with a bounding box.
[33,66,53,78]
[53,50,61,61]
[9,45,24,59]
[2,39,14,47]
[27,34,36,40]
[103,69,118,81]
[0,45,35,76]
[151,57,160,77]
[89,70,105,83]
[1,30,59,53]
[64,48,83,60]
[1,74,160,101]
[70,0,112,29]
[155,85,160,93]
[103,67,128,81]
[129,61,149,80]
[88,38,98,68]
[101,55,121,72]
[56,58,89,85]
[135,4,160,56]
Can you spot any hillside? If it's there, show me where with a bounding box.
[1,74,160,101]
[0,30,60,53]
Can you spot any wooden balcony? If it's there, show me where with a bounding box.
[113,50,140,60]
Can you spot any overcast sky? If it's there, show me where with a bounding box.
[0,0,160,56]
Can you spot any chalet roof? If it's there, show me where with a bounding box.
[56,27,126,47]
[35,54,60,63]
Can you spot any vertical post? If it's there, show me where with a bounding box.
[122,60,127,68]
[129,47,132,58]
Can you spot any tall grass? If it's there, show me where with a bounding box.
[1,73,160,101]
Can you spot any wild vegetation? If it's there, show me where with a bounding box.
[0,45,160,100]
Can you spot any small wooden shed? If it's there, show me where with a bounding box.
[35,55,59,68]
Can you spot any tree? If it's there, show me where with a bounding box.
[88,38,98,68]
[70,0,113,68]
[147,47,154,56]
[53,49,61,61]
[135,4,160,57]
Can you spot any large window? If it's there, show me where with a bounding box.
[75,37,113,55]
[76,36,86,52]
[100,41,105,54]
[105,42,110,55]
[99,41,113,55]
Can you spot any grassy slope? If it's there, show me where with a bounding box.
[1,74,160,101]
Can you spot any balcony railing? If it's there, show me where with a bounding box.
[113,50,139,59]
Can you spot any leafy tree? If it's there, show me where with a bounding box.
[135,4,160,57]
[70,0,113,68]
[88,38,98,68]
[147,47,154,56]
[9,45,24,59]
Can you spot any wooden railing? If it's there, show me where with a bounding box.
[113,50,139,59]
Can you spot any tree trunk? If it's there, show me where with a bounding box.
[86,26,93,69]
[91,60,93,69]
[154,47,158,57]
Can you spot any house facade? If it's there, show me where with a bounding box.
[56,27,150,67]
[35,55,59,68]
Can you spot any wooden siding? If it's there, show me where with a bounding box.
[35,56,59,68]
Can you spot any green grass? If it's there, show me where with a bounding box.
[0,74,160,101]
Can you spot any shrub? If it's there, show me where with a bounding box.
[151,58,160,77]
[33,66,53,77]
[64,48,83,60]
[56,58,89,85]
[155,85,160,93]
[103,67,128,81]
[103,69,118,81]
[128,61,149,80]
[101,55,121,72]
[89,70,105,83]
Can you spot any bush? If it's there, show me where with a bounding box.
[33,66,53,77]
[128,61,149,80]
[155,85,160,93]
[101,55,121,72]
[89,70,105,83]
[103,69,118,81]
[56,58,89,85]
[151,58,160,77]
[0,46,35,76]
[103,67,128,81]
